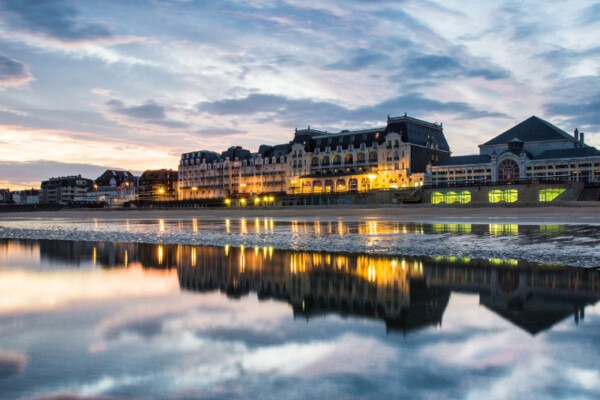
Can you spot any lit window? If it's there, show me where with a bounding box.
[431,191,471,204]
[539,188,565,202]
[489,189,518,203]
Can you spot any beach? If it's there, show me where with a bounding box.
[1,202,600,225]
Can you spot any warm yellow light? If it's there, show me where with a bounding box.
[191,186,198,191]
[254,198,260,204]
[269,196,274,202]
[368,174,377,180]
[158,188,165,194]
[240,198,246,204]
[225,198,231,205]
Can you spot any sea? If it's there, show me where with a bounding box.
[0,215,599,399]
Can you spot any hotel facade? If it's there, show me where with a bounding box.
[178,114,450,201]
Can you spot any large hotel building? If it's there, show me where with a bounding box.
[178,114,600,204]
[178,114,449,200]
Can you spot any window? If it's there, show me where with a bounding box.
[431,191,471,204]
[539,188,566,202]
[488,189,518,203]
[498,159,520,181]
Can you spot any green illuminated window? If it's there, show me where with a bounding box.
[539,188,565,202]
[488,189,518,203]
[431,191,471,204]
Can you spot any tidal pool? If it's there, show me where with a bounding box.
[1,239,599,399]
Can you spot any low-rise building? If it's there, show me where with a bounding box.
[138,169,178,201]
[0,188,10,203]
[426,116,600,204]
[429,116,600,186]
[12,189,40,205]
[40,175,94,204]
[87,170,138,205]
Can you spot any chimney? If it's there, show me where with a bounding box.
[580,132,585,145]
[574,128,579,141]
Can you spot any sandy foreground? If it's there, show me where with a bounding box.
[1,202,600,225]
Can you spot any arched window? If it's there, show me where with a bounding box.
[349,178,358,191]
[332,155,342,165]
[498,159,520,182]
[313,180,323,193]
[368,152,378,163]
[356,153,366,164]
[311,157,319,166]
[324,180,334,193]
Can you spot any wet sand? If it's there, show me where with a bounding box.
[2,202,600,225]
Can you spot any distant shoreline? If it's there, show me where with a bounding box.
[1,202,599,225]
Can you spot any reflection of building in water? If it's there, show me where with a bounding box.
[2,238,598,335]
[177,245,448,334]
[28,239,163,269]
[427,257,600,335]
[178,247,600,335]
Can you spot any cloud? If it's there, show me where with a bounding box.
[105,99,188,129]
[0,52,34,89]
[91,87,112,96]
[197,92,507,129]
[0,349,27,379]
[195,127,247,137]
[326,48,390,71]
[401,53,510,81]
[106,100,165,120]
[0,0,124,46]
[580,3,600,25]
[543,76,600,137]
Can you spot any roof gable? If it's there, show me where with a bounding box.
[481,116,576,146]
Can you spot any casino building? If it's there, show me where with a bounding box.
[178,114,450,200]
[426,116,600,204]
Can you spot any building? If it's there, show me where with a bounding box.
[0,188,10,204]
[178,144,290,201]
[40,175,94,204]
[426,116,600,204]
[287,114,449,195]
[138,169,178,201]
[87,170,138,205]
[429,116,600,185]
[11,189,40,205]
[94,169,137,190]
[178,114,450,200]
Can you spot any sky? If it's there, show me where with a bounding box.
[0,0,599,190]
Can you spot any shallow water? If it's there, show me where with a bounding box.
[1,239,599,399]
[1,217,599,267]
